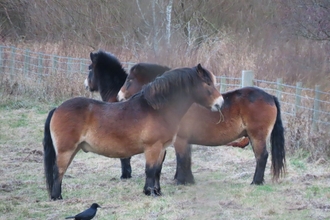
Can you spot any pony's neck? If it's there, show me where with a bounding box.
[99,70,127,102]
[159,93,195,125]
[100,86,121,102]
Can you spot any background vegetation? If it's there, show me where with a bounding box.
[0,0,329,88]
[0,1,329,219]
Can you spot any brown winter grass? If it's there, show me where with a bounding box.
[0,40,329,219]
[0,103,329,220]
[1,39,329,159]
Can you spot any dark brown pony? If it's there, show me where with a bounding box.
[43,64,224,200]
[118,69,286,185]
[84,50,170,179]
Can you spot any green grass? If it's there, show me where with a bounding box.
[0,103,329,220]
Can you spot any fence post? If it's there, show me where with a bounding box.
[241,70,254,87]
[276,78,283,101]
[220,77,227,93]
[24,49,30,76]
[10,47,16,81]
[80,59,85,74]
[312,85,321,132]
[0,46,3,71]
[127,62,133,72]
[294,82,302,116]
[67,57,72,75]
[52,56,58,73]
[38,54,43,82]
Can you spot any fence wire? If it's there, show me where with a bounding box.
[1,45,329,132]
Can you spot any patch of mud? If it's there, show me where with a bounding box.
[219,200,245,209]
[11,148,44,163]
[0,180,23,192]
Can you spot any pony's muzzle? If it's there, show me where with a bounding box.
[84,78,89,90]
[211,96,224,112]
[117,90,126,102]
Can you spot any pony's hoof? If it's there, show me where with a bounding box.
[175,176,195,185]
[154,188,162,196]
[120,174,132,179]
[144,187,162,196]
[251,180,264,185]
[143,187,153,196]
[51,195,63,201]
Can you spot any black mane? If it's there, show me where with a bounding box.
[91,50,128,101]
[142,66,207,110]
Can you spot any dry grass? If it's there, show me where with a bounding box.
[1,39,329,160]
[0,40,329,219]
[0,104,329,220]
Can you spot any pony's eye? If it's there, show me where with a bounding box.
[126,80,131,89]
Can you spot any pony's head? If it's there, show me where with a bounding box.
[84,50,127,102]
[117,63,170,101]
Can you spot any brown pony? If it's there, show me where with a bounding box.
[118,69,286,185]
[83,50,170,179]
[43,64,224,200]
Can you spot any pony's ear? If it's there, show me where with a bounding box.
[196,63,212,83]
[196,63,206,78]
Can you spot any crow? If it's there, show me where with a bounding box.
[65,203,101,220]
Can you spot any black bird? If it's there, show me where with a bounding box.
[65,203,101,220]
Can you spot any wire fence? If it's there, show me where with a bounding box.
[1,45,329,133]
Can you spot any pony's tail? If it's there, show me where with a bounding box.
[270,97,286,181]
[43,108,57,198]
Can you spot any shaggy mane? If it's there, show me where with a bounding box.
[142,66,212,109]
[90,50,127,101]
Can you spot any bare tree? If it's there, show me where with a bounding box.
[277,0,330,41]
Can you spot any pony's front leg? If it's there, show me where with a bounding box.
[120,157,132,179]
[154,150,166,195]
[143,144,165,196]
[173,136,195,185]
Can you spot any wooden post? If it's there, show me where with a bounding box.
[10,47,16,81]
[241,70,254,87]
[220,77,227,93]
[0,46,3,71]
[38,54,43,82]
[312,85,321,132]
[276,78,283,102]
[80,59,85,74]
[294,82,302,116]
[52,56,58,73]
[24,49,30,76]
[67,57,72,75]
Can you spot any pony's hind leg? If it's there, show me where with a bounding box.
[174,137,195,185]
[51,164,63,200]
[52,148,78,200]
[250,138,268,185]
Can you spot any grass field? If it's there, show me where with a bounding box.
[0,101,329,220]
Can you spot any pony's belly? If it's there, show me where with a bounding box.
[188,124,246,146]
[79,141,143,158]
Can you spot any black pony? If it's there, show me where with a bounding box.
[84,50,170,179]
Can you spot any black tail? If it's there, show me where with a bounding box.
[43,108,57,198]
[270,97,286,180]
